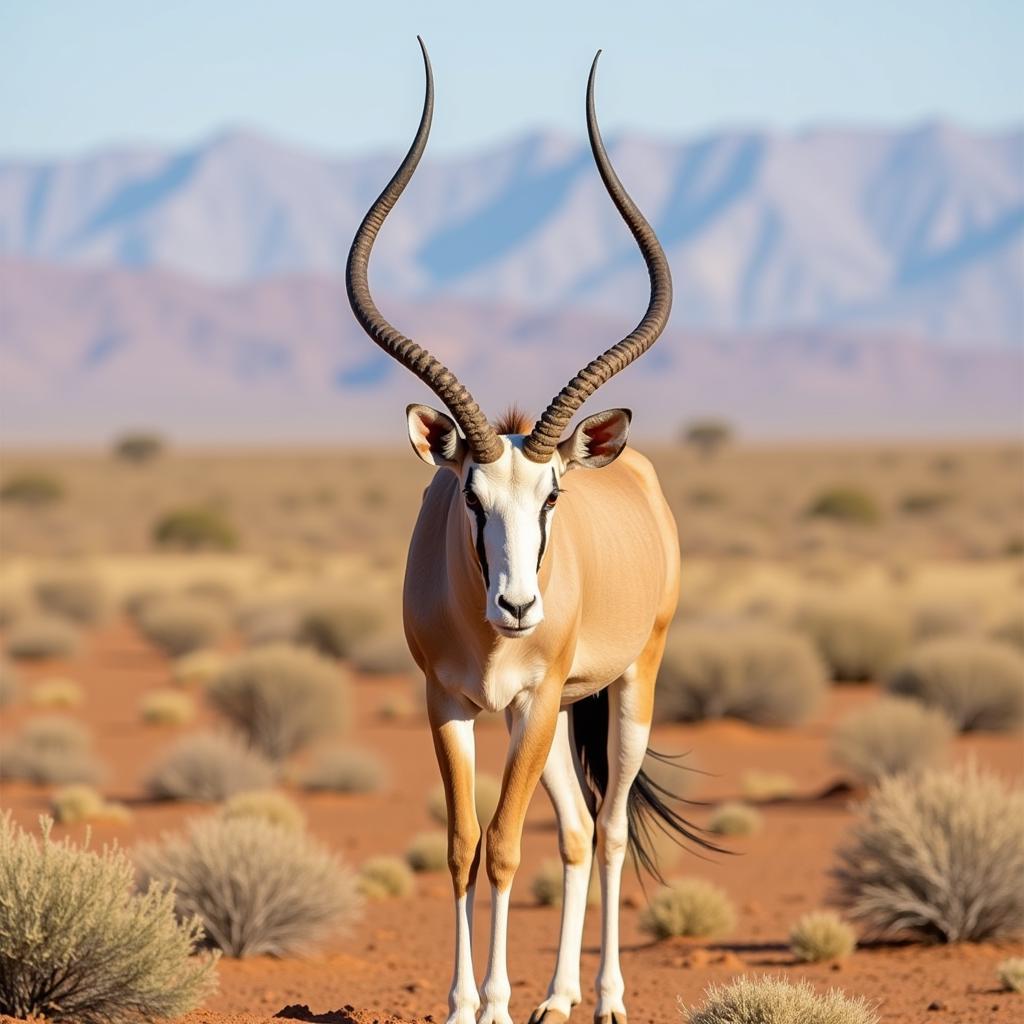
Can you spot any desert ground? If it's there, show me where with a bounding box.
[1,439,1022,1023]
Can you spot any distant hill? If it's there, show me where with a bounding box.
[2,262,1019,444]
[1,122,1021,346]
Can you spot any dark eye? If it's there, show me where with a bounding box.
[544,490,559,509]
[464,490,481,510]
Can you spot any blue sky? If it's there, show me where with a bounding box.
[2,1,1021,158]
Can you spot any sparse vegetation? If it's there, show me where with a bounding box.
[34,570,107,624]
[0,814,215,1023]
[806,485,881,525]
[789,910,857,962]
[992,612,1024,652]
[656,625,826,726]
[830,697,954,785]
[682,418,734,459]
[429,772,502,827]
[152,506,238,551]
[997,957,1024,994]
[900,490,953,515]
[740,770,797,802]
[51,785,130,824]
[138,596,228,657]
[144,731,276,802]
[351,631,418,675]
[298,595,384,659]
[5,614,79,660]
[207,644,349,760]
[405,831,447,872]
[708,802,762,836]
[219,789,305,832]
[682,977,878,1024]
[358,855,415,899]
[0,471,64,505]
[29,677,84,708]
[140,690,196,726]
[834,763,1024,942]
[530,858,599,907]
[113,431,165,463]
[136,816,361,956]
[172,649,226,686]
[886,639,1024,731]
[0,716,101,785]
[302,747,384,793]
[797,599,908,682]
[639,878,736,939]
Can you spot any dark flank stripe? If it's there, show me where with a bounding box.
[465,468,490,587]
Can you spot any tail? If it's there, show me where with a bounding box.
[570,688,725,882]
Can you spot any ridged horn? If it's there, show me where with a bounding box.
[346,37,503,464]
[523,50,673,463]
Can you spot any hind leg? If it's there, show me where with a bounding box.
[594,632,663,1024]
[528,709,595,1024]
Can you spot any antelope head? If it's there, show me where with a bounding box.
[346,38,672,638]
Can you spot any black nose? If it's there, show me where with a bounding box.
[497,595,536,622]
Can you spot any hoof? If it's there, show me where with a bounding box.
[529,1010,571,1024]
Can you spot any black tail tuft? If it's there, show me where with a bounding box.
[570,688,726,883]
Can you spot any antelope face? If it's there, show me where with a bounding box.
[408,404,631,638]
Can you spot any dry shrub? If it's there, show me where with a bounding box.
[208,645,349,760]
[29,677,83,709]
[0,814,215,1023]
[6,614,79,660]
[405,831,447,873]
[0,587,29,627]
[834,763,1024,942]
[51,785,130,825]
[378,690,420,721]
[806,485,881,525]
[998,957,1024,993]
[789,910,857,962]
[0,716,101,785]
[113,431,164,463]
[992,612,1024,652]
[138,597,228,657]
[351,631,417,676]
[530,858,599,907]
[172,649,226,687]
[830,697,954,786]
[740,770,796,802]
[682,977,878,1024]
[708,802,762,836]
[136,816,361,956]
[122,584,168,621]
[639,878,736,939]
[141,690,196,726]
[429,772,502,827]
[911,597,979,641]
[302,748,384,793]
[656,625,825,726]
[358,855,414,900]
[885,639,1024,731]
[236,598,302,647]
[152,506,238,551]
[219,789,305,832]
[144,732,276,802]
[34,570,107,624]
[797,599,908,682]
[0,661,19,706]
[297,595,384,659]
[0,471,64,505]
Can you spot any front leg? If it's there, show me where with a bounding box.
[428,683,482,1024]
[480,684,562,1024]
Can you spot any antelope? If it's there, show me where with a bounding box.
[347,38,709,1024]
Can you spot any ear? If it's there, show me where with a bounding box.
[558,408,632,470]
[407,404,467,470]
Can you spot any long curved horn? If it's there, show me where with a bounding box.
[346,37,503,464]
[523,51,673,463]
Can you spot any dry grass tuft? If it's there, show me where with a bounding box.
[0,716,101,785]
[144,731,276,802]
[29,677,83,709]
[302,747,385,794]
[797,599,909,682]
[351,631,418,676]
[136,816,361,957]
[298,595,384,659]
[834,763,1024,942]
[219,789,305,832]
[789,910,857,962]
[997,957,1024,993]
[50,785,130,824]
[886,639,1024,731]
[152,505,238,551]
[708,802,762,836]
[740,770,797,802]
[5,614,79,660]
[358,855,415,900]
[405,831,447,873]
[806,485,881,525]
[530,858,599,907]
[0,813,215,1023]
[172,649,226,687]
[639,878,736,939]
[34,570,107,625]
[428,773,502,827]
[138,597,228,657]
[830,697,954,785]
[682,976,878,1024]
[140,690,196,726]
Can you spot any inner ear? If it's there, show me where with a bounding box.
[407,404,466,470]
[559,408,632,470]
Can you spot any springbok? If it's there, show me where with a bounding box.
[347,38,708,1024]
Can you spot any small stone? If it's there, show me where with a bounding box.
[830,961,843,972]
[622,894,639,909]
[927,1001,945,1012]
